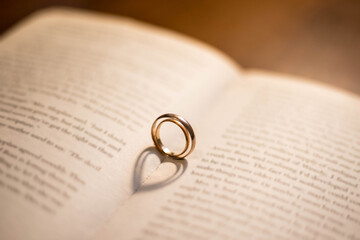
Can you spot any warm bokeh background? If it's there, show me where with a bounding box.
[1,0,360,94]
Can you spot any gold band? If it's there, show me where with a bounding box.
[151,113,196,159]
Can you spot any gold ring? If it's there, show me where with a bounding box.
[151,113,196,159]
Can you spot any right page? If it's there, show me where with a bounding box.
[94,70,360,240]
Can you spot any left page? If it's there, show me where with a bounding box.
[0,8,241,240]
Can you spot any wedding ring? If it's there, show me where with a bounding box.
[151,113,196,159]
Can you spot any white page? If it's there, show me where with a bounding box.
[95,71,360,240]
[0,8,241,240]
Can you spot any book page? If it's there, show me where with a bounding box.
[95,71,360,240]
[0,8,241,240]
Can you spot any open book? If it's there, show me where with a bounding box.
[1,7,359,240]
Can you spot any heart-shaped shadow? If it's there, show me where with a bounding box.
[133,146,188,192]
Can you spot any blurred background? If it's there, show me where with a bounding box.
[1,0,359,94]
